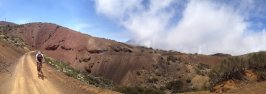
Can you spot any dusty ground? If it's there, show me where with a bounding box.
[229,81,266,94]
[0,52,119,94]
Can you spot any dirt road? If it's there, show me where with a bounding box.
[11,52,60,94]
[0,52,118,94]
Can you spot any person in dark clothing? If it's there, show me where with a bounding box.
[36,51,45,79]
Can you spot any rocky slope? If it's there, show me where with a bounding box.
[0,33,119,94]
[0,21,229,93]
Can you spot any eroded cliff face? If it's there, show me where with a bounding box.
[2,22,224,90]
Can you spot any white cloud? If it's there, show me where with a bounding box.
[165,0,247,54]
[94,0,143,19]
[94,0,266,55]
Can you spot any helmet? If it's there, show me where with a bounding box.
[37,51,41,54]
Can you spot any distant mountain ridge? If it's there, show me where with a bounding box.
[0,21,17,26]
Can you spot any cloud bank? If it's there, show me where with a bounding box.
[94,0,266,55]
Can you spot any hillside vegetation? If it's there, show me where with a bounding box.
[45,56,113,88]
[2,21,266,93]
[210,51,266,92]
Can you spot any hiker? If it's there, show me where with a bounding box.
[36,51,44,78]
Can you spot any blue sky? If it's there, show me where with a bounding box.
[1,0,266,55]
[0,0,127,41]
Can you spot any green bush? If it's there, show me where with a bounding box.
[249,52,266,80]
[256,69,266,80]
[147,77,158,83]
[165,80,183,93]
[197,63,210,70]
[45,57,113,88]
[248,52,266,69]
[166,55,179,62]
[209,51,266,88]
[209,57,247,88]
[196,63,210,76]
[0,33,26,48]
[114,86,164,94]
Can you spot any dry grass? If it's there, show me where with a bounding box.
[191,75,209,90]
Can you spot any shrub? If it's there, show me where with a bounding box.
[249,52,266,80]
[45,57,113,88]
[248,52,266,69]
[256,69,266,80]
[136,71,141,76]
[209,51,266,88]
[209,57,247,88]
[166,55,179,62]
[165,80,183,93]
[197,63,210,70]
[114,86,164,94]
[147,77,158,83]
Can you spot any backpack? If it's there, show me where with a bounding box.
[37,53,43,62]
